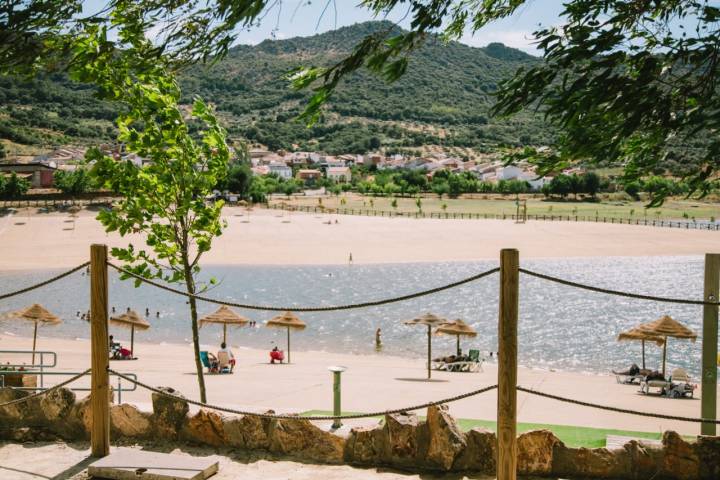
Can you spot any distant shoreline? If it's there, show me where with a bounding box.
[0,206,718,270]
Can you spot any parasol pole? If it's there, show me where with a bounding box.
[223,323,227,344]
[641,339,645,370]
[456,334,461,356]
[32,321,38,365]
[662,336,668,377]
[130,325,135,358]
[287,326,291,364]
[427,324,432,379]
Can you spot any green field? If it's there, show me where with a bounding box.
[301,410,666,448]
[271,193,720,222]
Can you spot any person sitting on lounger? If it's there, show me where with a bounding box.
[270,346,284,364]
[612,363,640,377]
[218,342,236,372]
[206,352,219,373]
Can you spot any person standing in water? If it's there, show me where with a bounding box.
[375,328,382,351]
[349,252,353,265]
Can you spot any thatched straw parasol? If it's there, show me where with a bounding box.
[436,319,477,356]
[629,315,697,375]
[110,310,150,357]
[6,304,62,364]
[405,313,450,379]
[200,305,250,344]
[617,327,665,370]
[266,311,306,364]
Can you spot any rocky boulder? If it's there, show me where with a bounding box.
[553,443,630,478]
[0,388,35,425]
[39,388,76,422]
[453,427,496,473]
[344,425,385,464]
[517,429,560,475]
[696,435,720,480]
[224,412,274,450]
[181,409,227,447]
[269,416,345,463]
[151,387,189,438]
[382,412,420,467]
[625,439,663,479]
[69,395,92,437]
[425,405,466,471]
[111,404,152,438]
[660,431,699,480]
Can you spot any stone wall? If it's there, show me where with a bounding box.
[1,386,718,479]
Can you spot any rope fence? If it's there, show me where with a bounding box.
[0,369,91,408]
[107,263,500,311]
[520,268,720,306]
[0,262,89,301]
[516,386,720,424]
[109,369,497,420]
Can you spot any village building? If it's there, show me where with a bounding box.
[0,162,57,188]
[267,162,292,179]
[326,166,352,183]
[296,169,323,184]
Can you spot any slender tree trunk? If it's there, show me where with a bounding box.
[183,261,207,403]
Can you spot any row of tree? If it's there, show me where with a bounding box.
[0,173,30,199]
[44,165,703,205]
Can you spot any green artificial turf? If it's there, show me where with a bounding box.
[300,410,665,448]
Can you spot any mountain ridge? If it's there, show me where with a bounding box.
[0,21,550,158]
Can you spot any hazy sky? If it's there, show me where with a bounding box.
[84,0,564,55]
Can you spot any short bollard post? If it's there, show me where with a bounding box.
[328,366,346,429]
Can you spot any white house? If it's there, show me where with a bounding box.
[268,162,292,179]
[495,165,525,180]
[327,166,352,183]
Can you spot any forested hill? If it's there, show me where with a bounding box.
[0,21,551,158]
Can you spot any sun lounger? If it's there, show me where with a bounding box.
[439,349,484,373]
[200,351,218,374]
[640,368,696,398]
[612,364,652,385]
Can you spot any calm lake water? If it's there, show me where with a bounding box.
[0,256,708,376]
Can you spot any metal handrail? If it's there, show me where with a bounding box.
[0,350,58,389]
[0,370,137,404]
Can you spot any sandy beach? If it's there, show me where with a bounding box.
[0,206,718,269]
[0,442,482,480]
[0,335,712,437]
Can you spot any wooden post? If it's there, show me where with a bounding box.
[702,253,720,436]
[287,326,291,364]
[427,324,432,379]
[90,244,110,457]
[641,339,645,370]
[32,322,38,365]
[498,248,519,480]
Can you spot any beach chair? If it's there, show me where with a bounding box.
[640,369,696,398]
[667,368,696,398]
[432,360,449,371]
[447,349,484,373]
[612,364,646,385]
[217,351,233,374]
[200,351,218,374]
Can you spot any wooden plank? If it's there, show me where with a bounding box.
[87,449,219,480]
[497,248,519,480]
[702,253,720,436]
[91,244,110,457]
